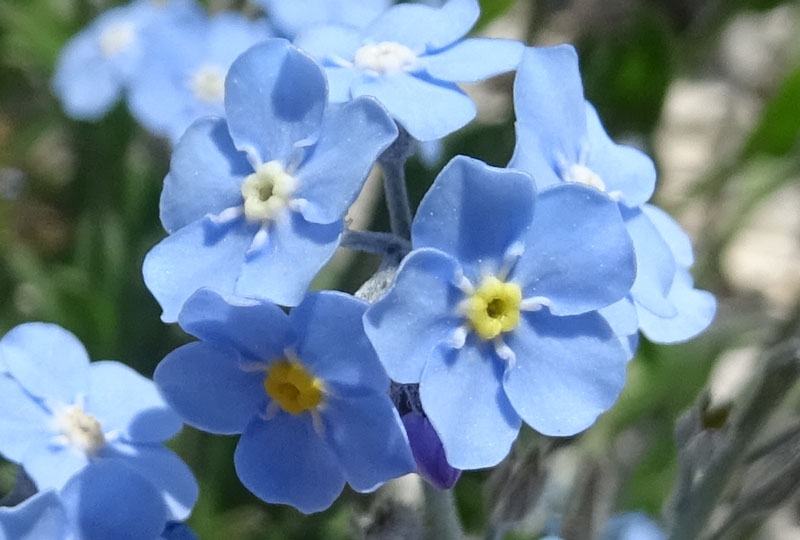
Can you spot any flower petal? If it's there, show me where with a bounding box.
[294,24,363,64]
[0,375,51,462]
[599,296,639,338]
[638,269,716,344]
[641,204,695,267]
[21,444,89,491]
[402,412,461,489]
[234,414,345,513]
[260,0,389,37]
[504,310,627,436]
[424,38,523,83]
[0,491,70,540]
[508,122,564,189]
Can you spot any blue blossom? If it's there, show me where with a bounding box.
[256,0,390,38]
[143,39,398,321]
[127,12,270,142]
[52,0,201,120]
[364,156,636,469]
[509,45,716,346]
[154,288,415,513]
[295,0,524,141]
[0,323,197,521]
[601,512,665,540]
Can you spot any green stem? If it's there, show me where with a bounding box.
[422,482,465,540]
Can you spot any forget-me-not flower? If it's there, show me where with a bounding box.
[601,512,665,540]
[509,45,716,346]
[52,0,201,120]
[0,323,197,521]
[127,11,270,142]
[364,156,636,469]
[256,0,390,38]
[154,288,415,513]
[143,39,398,321]
[295,0,524,141]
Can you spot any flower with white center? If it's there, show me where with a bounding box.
[189,64,226,103]
[98,21,137,57]
[354,41,418,74]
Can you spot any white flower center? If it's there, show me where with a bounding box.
[563,163,606,191]
[354,42,418,74]
[98,21,136,57]
[54,405,106,454]
[241,161,297,223]
[190,64,226,104]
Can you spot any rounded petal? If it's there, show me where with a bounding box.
[161,522,199,540]
[641,204,694,267]
[322,392,414,492]
[599,296,639,338]
[294,97,397,223]
[0,375,51,462]
[225,40,327,163]
[402,412,461,490]
[513,184,636,315]
[352,72,475,141]
[0,491,70,540]
[294,24,363,64]
[160,118,251,233]
[322,66,359,102]
[504,310,627,436]
[0,323,89,404]
[420,343,521,470]
[178,288,294,361]
[234,214,342,307]
[364,249,463,384]
[424,38,524,83]
[290,291,389,393]
[21,444,89,491]
[260,0,389,37]
[412,156,535,280]
[234,414,345,513]
[508,121,564,189]
[155,341,264,435]
[638,269,716,344]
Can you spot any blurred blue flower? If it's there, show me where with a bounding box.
[155,289,415,513]
[601,512,665,540]
[52,0,201,120]
[509,45,715,346]
[0,323,197,521]
[257,0,390,38]
[128,12,270,142]
[143,39,398,320]
[295,0,524,140]
[364,156,636,469]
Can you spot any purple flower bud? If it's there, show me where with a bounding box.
[402,412,461,490]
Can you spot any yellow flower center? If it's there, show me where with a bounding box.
[264,361,325,415]
[54,405,106,454]
[240,161,297,223]
[466,276,522,341]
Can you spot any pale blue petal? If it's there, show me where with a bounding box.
[0,375,51,462]
[364,249,463,384]
[0,323,89,404]
[323,67,359,102]
[512,184,636,315]
[420,342,521,469]
[642,204,694,267]
[294,98,397,223]
[155,341,264,435]
[294,25,363,64]
[322,392,414,492]
[504,310,627,436]
[234,414,345,513]
[225,40,327,163]
[235,214,342,307]
[178,288,294,361]
[352,72,475,141]
[638,269,716,344]
[21,444,89,491]
[601,512,666,540]
[260,0,389,37]
[412,156,535,281]
[0,491,69,540]
[599,296,638,338]
[290,292,389,393]
[207,13,271,66]
[85,361,182,443]
[424,38,523,83]
[508,122,564,189]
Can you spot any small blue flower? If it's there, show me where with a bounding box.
[52,0,201,120]
[0,323,197,521]
[295,0,524,140]
[364,156,636,469]
[154,288,415,513]
[601,512,665,540]
[127,12,270,142]
[256,0,390,39]
[509,45,715,346]
[143,39,398,321]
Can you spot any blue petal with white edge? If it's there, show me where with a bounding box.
[642,204,695,267]
[322,391,415,492]
[259,0,389,38]
[0,323,89,404]
[364,249,463,384]
[512,184,636,315]
[424,38,524,83]
[638,269,716,344]
[0,375,51,462]
[234,214,342,307]
[160,118,251,234]
[412,156,535,281]
[234,414,346,513]
[294,98,397,224]
[352,72,475,141]
[225,40,327,163]
[420,341,521,470]
[0,491,70,540]
[155,342,264,435]
[290,291,389,394]
[294,25,363,65]
[504,310,627,436]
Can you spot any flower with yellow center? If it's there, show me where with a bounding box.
[240,161,298,223]
[464,276,522,341]
[264,360,325,416]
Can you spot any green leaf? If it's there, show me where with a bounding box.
[742,65,800,159]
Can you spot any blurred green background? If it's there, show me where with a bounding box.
[1,0,799,538]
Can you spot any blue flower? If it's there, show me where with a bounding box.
[509,45,715,345]
[256,0,390,39]
[143,39,398,321]
[52,0,201,120]
[295,0,524,141]
[127,12,270,142]
[0,323,197,521]
[601,512,665,540]
[364,156,636,469]
[154,288,415,513]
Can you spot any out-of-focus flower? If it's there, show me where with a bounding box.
[257,0,390,38]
